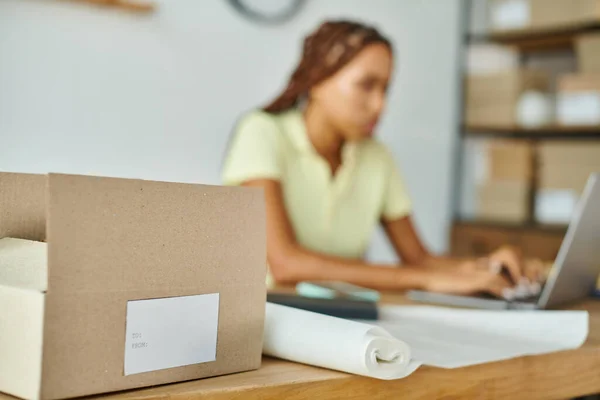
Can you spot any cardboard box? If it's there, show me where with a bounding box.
[539,163,598,194]
[465,70,550,126]
[536,142,600,222]
[535,189,580,224]
[466,44,520,76]
[0,172,267,400]
[466,104,517,127]
[491,0,600,32]
[476,181,530,223]
[489,0,531,32]
[576,33,600,74]
[530,0,600,29]
[477,199,529,223]
[539,141,600,166]
[557,74,600,126]
[538,142,600,194]
[465,70,549,108]
[558,74,600,92]
[487,140,534,181]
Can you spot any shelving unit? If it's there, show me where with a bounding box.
[464,125,600,139]
[451,219,567,261]
[454,218,568,234]
[474,22,600,51]
[451,1,600,259]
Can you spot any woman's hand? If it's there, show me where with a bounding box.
[470,246,546,284]
[422,263,513,297]
[486,246,525,284]
[452,247,548,299]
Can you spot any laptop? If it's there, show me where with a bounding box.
[408,173,600,310]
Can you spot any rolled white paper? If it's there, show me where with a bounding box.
[263,303,418,380]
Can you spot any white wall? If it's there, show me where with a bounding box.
[0,0,463,259]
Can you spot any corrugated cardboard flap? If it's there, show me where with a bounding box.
[0,172,47,243]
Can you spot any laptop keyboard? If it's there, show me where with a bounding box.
[511,293,541,304]
[478,281,545,303]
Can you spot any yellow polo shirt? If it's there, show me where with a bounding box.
[222,108,412,261]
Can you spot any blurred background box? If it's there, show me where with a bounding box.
[576,33,600,74]
[539,164,597,193]
[466,44,519,76]
[474,140,533,223]
[536,142,600,223]
[465,69,550,127]
[535,189,580,224]
[490,0,600,32]
[466,104,517,127]
[530,0,600,29]
[538,142,600,194]
[488,140,534,181]
[538,141,600,165]
[466,70,549,107]
[557,74,600,125]
[489,0,531,32]
[476,180,530,223]
[559,73,600,92]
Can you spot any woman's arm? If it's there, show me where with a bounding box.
[382,215,464,268]
[242,179,513,295]
[382,216,540,283]
[243,179,431,290]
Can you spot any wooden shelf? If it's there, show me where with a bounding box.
[469,21,600,52]
[453,219,568,234]
[67,0,156,13]
[451,220,567,260]
[464,125,600,139]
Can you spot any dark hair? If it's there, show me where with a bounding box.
[263,20,392,113]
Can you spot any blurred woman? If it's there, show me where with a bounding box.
[222,20,541,297]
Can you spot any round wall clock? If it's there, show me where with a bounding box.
[228,0,306,25]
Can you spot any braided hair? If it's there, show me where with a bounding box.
[263,20,392,114]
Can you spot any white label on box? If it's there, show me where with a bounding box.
[124,293,219,375]
[557,92,600,126]
[535,190,579,224]
[491,0,530,30]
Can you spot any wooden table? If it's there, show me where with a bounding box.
[93,295,600,400]
[3,296,600,400]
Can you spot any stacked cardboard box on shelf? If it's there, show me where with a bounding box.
[489,0,531,32]
[490,0,600,33]
[557,73,600,126]
[556,34,600,126]
[465,70,549,127]
[576,33,600,74]
[536,142,600,223]
[476,140,533,223]
[530,0,600,29]
[466,44,519,76]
